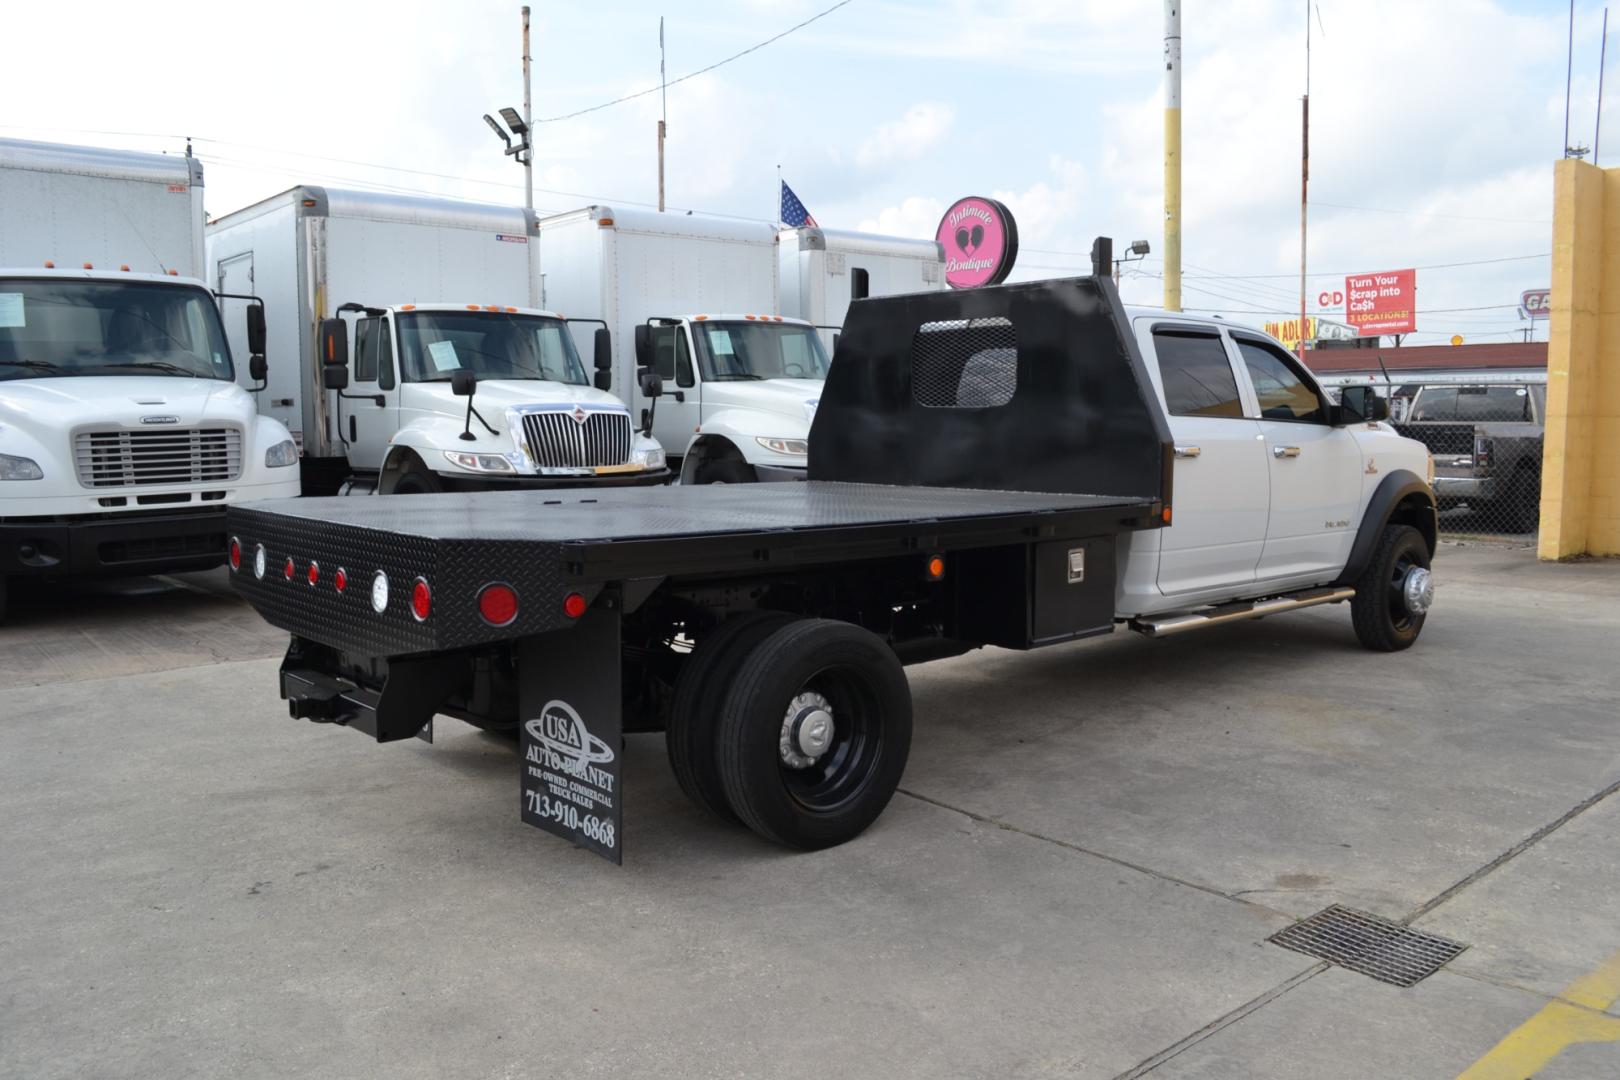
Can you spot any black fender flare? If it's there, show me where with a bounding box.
[1334,470,1438,586]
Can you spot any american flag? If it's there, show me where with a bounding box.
[780,181,817,228]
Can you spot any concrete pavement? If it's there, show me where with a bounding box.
[2,545,1617,1078]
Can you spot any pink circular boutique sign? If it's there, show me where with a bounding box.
[936,196,1019,289]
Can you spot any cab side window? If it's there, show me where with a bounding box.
[650,325,694,387]
[375,319,395,390]
[354,318,380,384]
[1234,338,1326,423]
[1151,329,1245,418]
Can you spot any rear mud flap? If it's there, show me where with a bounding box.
[517,609,624,864]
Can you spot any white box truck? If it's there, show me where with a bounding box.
[0,138,300,622]
[536,205,838,484]
[207,187,666,495]
[778,225,945,347]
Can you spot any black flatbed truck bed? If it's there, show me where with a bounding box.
[229,276,1174,862]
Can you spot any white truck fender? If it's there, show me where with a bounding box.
[385,417,513,475]
[691,406,810,468]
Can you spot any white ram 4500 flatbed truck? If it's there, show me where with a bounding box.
[0,138,300,622]
[226,274,1439,862]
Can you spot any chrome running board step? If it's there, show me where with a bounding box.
[1131,587,1356,638]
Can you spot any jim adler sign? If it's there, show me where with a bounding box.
[936,196,1019,289]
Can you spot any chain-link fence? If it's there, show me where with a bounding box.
[1389,379,1546,541]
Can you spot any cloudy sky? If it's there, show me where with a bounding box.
[1,0,1596,344]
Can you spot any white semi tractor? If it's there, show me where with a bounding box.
[0,137,300,621]
[535,206,946,484]
[206,187,667,496]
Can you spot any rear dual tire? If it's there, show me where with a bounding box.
[667,616,912,850]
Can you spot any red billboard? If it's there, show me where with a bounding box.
[1344,268,1416,336]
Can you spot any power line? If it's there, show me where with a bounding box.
[534,0,856,124]
[1310,200,1552,226]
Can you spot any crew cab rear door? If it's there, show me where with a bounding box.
[1138,322,1270,595]
[1230,333,1363,583]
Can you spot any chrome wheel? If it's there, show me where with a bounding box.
[780,691,835,769]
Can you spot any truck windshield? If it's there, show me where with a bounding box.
[691,321,831,382]
[0,278,233,381]
[395,311,587,385]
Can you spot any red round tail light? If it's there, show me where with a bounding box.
[563,592,588,619]
[477,583,519,626]
[411,578,432,621]
[307,561,320,587]
[283,557,295,581]
[228,537,241,571]
[334,567,347,594]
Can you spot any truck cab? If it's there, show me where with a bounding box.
[634,314,830,484]
[0,269,300,619]
[321,303,667,494]
[1119,308,1435,618]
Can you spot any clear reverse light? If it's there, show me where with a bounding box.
[0,453,44,480]
[372,571,390,613]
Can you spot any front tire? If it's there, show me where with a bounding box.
[1350,524,1432,652]
[694,458,756,484]
[716,619,912,850]
[380,463,444,495]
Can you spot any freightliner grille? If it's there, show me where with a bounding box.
[520,410,633,469]
[75,427,243,487]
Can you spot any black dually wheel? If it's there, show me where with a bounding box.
[665,611,795,821]
[716,619,912,850]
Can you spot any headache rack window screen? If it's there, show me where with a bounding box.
[911,316,1017,408]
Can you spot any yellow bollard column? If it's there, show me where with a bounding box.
[1539,158,1620,558]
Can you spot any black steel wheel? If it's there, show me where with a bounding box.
[665,611,795,821]
[1350,524,1433,652]
[716,619,912,850]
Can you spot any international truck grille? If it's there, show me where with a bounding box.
[520,410,632,469]
[74,427,243,488]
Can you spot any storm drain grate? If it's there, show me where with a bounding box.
[1269,905,1468,987]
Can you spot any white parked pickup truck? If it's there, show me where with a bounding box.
[1114,307,1436,649]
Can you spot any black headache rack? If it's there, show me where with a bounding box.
[227,275,1172,863]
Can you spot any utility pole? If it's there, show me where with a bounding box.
[522,6,537,307]
[1598,7,1610,164]
[1299,0,1310,363]
[1163,1,1182,312]
[658,17,667,212]
[522,6,534,215]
